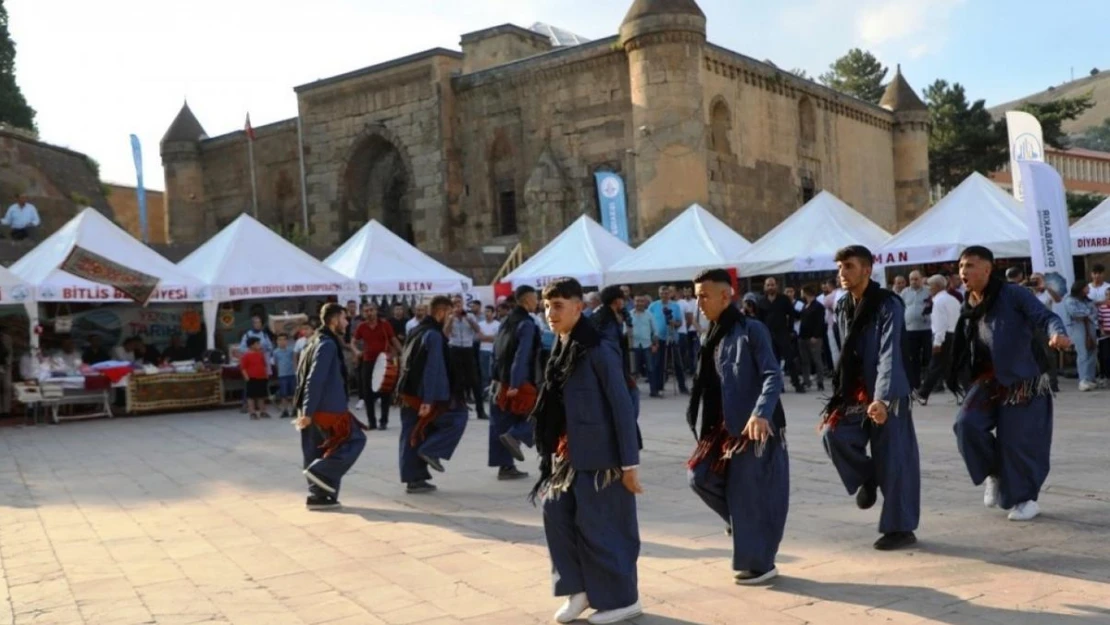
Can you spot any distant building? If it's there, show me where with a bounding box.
[991,146,1110,196]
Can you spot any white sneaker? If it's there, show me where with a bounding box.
[1008,500,1040,521]
[554,592,589,624]
[734,567,779,585]
[588,602,643,625]
[355,399,366,410]
[983,476,1000,508]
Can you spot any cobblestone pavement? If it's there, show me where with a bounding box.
[2,380,1110,625]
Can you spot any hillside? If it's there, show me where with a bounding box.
[989,70,1110,134]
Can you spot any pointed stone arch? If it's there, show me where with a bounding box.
[798,96,817,144]
[708,96,733,156]
[338,125,417,244]
[488,129,518,236]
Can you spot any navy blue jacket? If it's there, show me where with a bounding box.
[302,335,349,416]
[716,316,784,436]
[980,283,1067,385]
[836,290,910,402]
[563,336,639,471]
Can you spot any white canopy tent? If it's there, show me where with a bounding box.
[605,203,751,284]
[179,214,360,348]
[326,220,472,295]
[879,172,1029,266]
[1070,196,1110,255]
[735,191,892,275]
[503,215,633,288]
[11,208,207,346]
[0,265,35,346]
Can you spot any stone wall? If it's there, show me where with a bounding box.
[296,49,459,251]
[198,119,302,238]
[105,183,166,244]
[0,129,112,237]
[452,38,631,252]
[460,25,552,74]
[701,47,898,239]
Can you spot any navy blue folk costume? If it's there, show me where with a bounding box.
[592,305,643,440]
[396,317,469,489]
[821,280,921,539]
[949,277,1066,511]
[488,305,541,471]
[532,317,641,613]
[294,327,368,504]
[687,303,789,578]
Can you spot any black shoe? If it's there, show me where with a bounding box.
[725,524,732,537]
[280,410,291,419]
[856,480,877,510]
[497,466,529,481]
[366,421,378,431]
[500,433,526,462]
[477,413,489,420]
[912,389,929,406]
[874,531,917,551]
[817,384,825,392]
[793,386,806,394]
[419,452,445,473]
[306,495,341,510]
[379,422,388,431]
[1050,383,1061,393]
[405,480,438,494]
[679,389,690,396]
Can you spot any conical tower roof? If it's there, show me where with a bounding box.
[622,0,704,24]
[880,65,927,112]
[161,101,208,144]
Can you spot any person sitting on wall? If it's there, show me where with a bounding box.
[2,193,40,241]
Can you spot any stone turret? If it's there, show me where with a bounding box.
[881,66,931,227]
[160,101,208,245]
[619,0,708,238]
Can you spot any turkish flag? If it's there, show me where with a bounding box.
[727,267,739,300]
[244,113,255,141]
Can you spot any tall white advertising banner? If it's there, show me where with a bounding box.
[1018,160,1074,299]
[1005,111,1045,202]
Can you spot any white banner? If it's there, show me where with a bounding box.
[794,246,956,271]
[1019,160,1073,299]
[1006,111,1045,202]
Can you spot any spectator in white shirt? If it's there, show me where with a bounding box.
[476,305,500,399]
[821,278,846,367]
[2,194,40,240]
[405,303,427,334]
[915,274,961,404]
[1029,272,1062,391]
[1088,264,1109,303]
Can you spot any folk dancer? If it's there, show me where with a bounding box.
[293,303,368,510]
[533,278,642,625]
[820,246,921,551]
[489,285,542,481]
[950,246,1070,521]
[592,285,642,428]
[687,269,789,584]
[396,296,469,494]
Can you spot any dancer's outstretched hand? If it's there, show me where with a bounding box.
[867,401,888,425]
[1048,333,1072,350]
[622,468,644,495]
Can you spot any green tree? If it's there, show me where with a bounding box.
[0,0,35,131]
[1067,192,1104,219]
[1017,93,1094,149]
[923,80,1007,192]
[818,49,887,104]
[790,68,810,80]
[1073,117,1110,152]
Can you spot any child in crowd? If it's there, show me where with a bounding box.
[272,333,297,418]
[241,337,271,420]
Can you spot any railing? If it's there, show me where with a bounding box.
[490,242,523,284]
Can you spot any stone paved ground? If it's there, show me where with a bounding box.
[2,380,1110,625]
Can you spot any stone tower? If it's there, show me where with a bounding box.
[619,0,709,239]
[160,102,208,245]
[880,66,931,228]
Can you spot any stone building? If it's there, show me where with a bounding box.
[161,0,930,269]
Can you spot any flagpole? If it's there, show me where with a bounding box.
[248,133,259,219]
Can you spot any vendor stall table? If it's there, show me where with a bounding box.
[125,370,222,414]
[15,380,114,424]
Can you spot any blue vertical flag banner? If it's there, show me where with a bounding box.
[594,171,629,243]
[129,134,148,243]
[1018,160,1074,299]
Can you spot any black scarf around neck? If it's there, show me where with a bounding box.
[528,316,600,502]
[293,326,348,412]
[821,280,889,418]
[686,303,742,439]
[948,275,1003,393]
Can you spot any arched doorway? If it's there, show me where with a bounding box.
[342,133,413,243]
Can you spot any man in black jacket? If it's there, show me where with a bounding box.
[797,284,827,391]
[756,277,803,392]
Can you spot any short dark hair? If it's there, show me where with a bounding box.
[960,245,994,263]
[542,277,583,301]
[802,283,818,297]
[514,285,536,300]
[600,285,624,306]
[834,245,874,267]
[1093,264,1105,274]
[484,305,494,313]
[345,300,357,305]
[277,333,289,339]
[693,268,732,286]
[469,299,481,307]
[1005,266,1025,280]
[321,303,346,326]
[246,336,261,347]
[429,295,453,313]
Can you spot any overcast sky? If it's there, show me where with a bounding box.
[10,0,1108,190]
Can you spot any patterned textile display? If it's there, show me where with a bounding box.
[61,245,161,305]
[126,371,222,413]
[269,313,308,336]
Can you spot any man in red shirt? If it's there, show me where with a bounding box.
[356,303,403,429]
